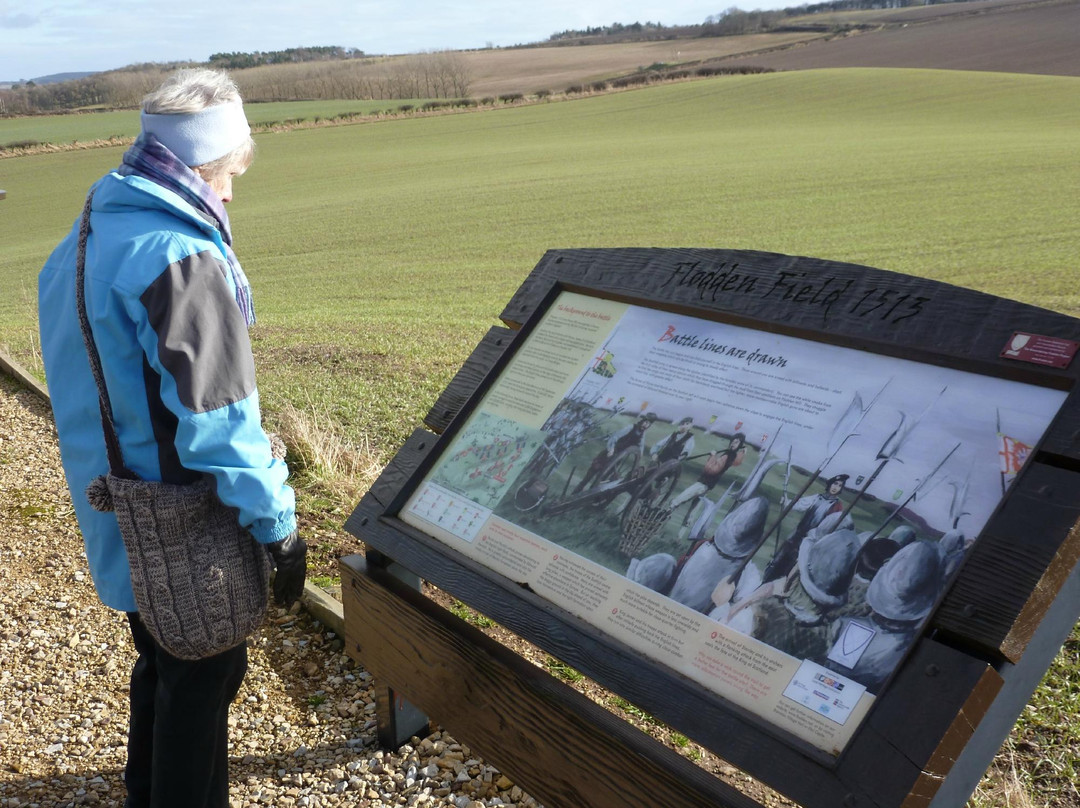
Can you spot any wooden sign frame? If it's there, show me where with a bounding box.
[342,248,1080,808]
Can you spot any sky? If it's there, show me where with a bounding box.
[0,0,793,82]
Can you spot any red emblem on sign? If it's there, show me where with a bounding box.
[1001,332,1079,369]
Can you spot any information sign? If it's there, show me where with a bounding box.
[343,248,1080,808]
[399,289,1067,753]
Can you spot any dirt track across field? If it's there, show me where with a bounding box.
[463,33,820,96]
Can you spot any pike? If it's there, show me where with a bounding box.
[713,424,786,523]
[838,385,947,523]
[770,444,794,555]
[687,479,739,540]
[864,441,962,542]
[762,378,891,544]
[734,424,784,505]
[945,455,975,529]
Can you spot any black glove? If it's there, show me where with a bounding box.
[266,530,307,608]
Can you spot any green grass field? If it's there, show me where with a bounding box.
[4,68,1079,456]
[2,67,1079,805]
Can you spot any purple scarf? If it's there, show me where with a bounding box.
[118,133,255,326]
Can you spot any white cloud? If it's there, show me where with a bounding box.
[0,12,38,28]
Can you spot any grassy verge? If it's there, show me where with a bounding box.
[0,100,423,150]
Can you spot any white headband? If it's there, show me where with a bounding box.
[140,99,251,167]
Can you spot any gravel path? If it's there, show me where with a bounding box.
[0,376,539,808]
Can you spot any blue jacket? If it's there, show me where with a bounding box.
[39,172,296,612]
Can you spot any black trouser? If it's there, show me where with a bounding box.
[573,450,610,493]
[124,612,248,808]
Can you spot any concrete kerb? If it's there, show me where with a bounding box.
[0,348,49,401]
[0,347,345,637]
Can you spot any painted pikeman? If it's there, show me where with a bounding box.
[762,473,852,583]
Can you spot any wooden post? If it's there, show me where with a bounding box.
[363,547,431,748]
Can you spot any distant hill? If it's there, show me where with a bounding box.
[445,0,1080,97]
[2,71,97,87]
[3,0,1075,111]
[714,0,1080,77]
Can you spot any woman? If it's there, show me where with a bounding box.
[38,68,306,808]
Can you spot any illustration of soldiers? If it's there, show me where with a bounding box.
[626,496,768,620]
[725,526,864,659]
[651,416,696,464]
[666,432,746,535]
[837,524,918,621]
[820,541,945,693]
[573,412,656,493]
[761,473,853,584]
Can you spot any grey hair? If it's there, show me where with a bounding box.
[142,67,241,114]
[143,68,255,176]
[195,137,255,181]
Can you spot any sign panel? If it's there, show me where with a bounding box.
[400,290,1067,754]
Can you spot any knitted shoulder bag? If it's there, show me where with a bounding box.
[76,190,271,660]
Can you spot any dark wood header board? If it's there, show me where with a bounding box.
[343,248,1080,808]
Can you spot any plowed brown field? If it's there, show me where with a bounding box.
[461,0,1078,97]
[715,0,1080,76]
[463,32,822,97]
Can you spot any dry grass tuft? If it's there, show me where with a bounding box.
[270,401,385,511]
[969,751,1042,808]
[0,136,132,159]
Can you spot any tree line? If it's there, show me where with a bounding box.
[541,11,787,45]
[0,50,472,115]
[207,46,365,70]
[548,21,668,42]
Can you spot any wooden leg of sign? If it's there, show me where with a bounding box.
[340,552,761,808]
[362,548,432,748]
[374,681,431,750]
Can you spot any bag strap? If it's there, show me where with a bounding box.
[75,190,135,479]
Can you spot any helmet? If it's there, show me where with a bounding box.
[889,525,917,548]
[866,542,943,622]
[798,527,861,609]
[855,537,900,582]
[712,496,769,558]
